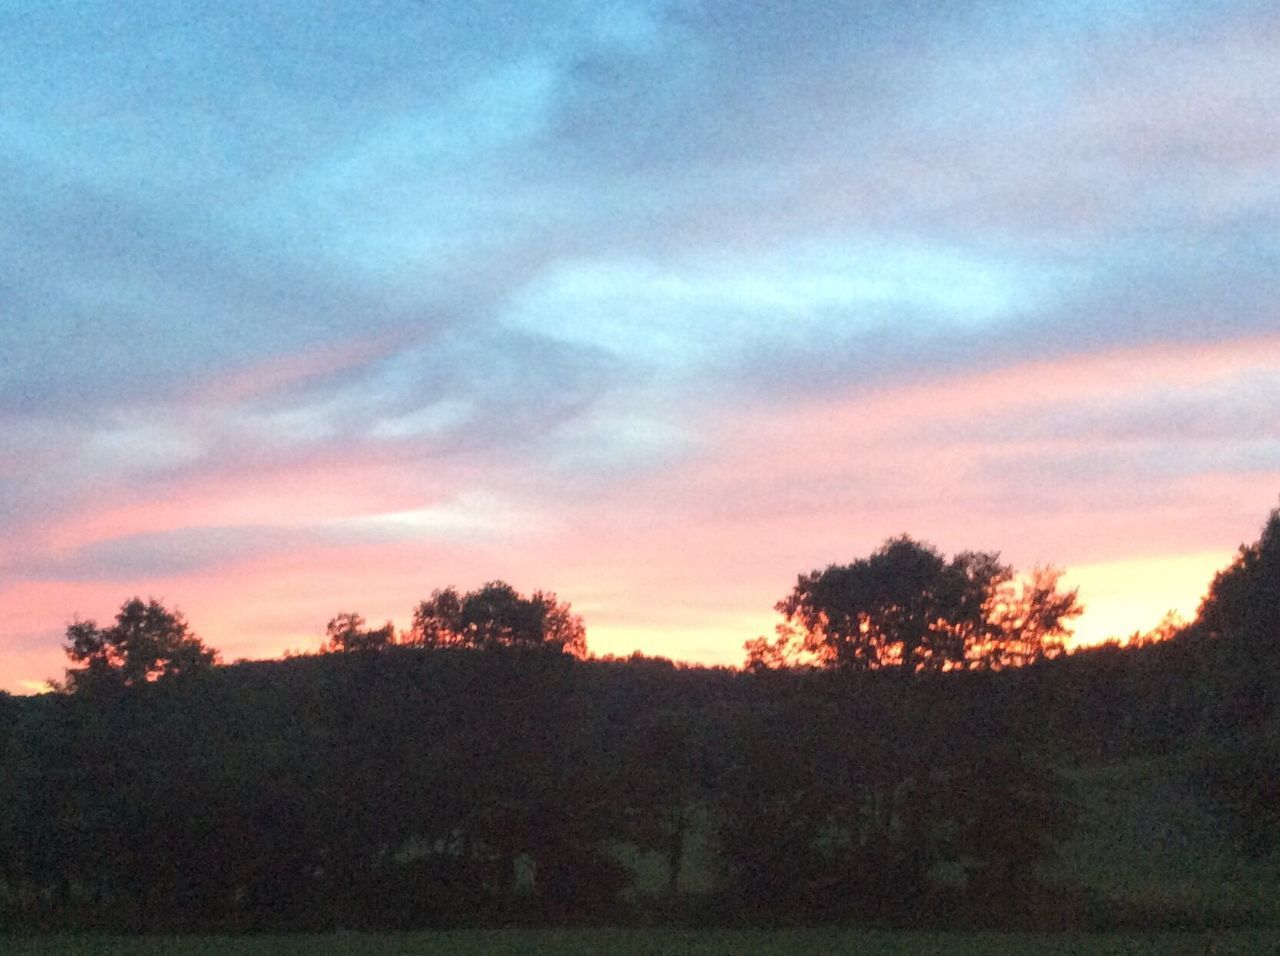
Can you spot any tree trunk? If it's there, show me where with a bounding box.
[665,815,685,899]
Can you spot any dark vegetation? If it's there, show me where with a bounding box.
[7,928,1280,956]
[1,515,1278,934]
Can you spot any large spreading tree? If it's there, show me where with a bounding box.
[746,535,1082,672]
[59,596,219,691]
[408,580,588,658]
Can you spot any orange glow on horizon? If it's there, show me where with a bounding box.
[1060,550,1231,648]
[3,546,1235,693]
[2,336,1275,694]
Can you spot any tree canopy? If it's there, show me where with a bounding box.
[59,597,219,691]
[1197,504,1280,643]
[408,581,587,658]
[746,535,1082,672]
[322,612,396,653]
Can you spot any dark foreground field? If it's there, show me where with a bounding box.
[6,930,1280,956]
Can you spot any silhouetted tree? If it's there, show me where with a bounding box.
[322,612,396,653]
[408,581,587,658]
[1198,504,1280,644]
[622,713,704,900]
[713,695,842,918]
[535,590,589,659]
[59,597,218,692]
[747,536,1081,672]
[1188,505,1280,856]
[410,587,467,647]
[981,565,1085,668]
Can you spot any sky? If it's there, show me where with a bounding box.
[2,0,1279,693]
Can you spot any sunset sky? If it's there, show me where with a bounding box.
[3,1,1279,693]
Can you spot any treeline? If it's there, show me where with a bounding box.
[1,649,1077,931]
[0,512,1277,932]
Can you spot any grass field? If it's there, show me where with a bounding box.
[7,936,1280,956]
[1048,756,1280,927]
[6,930,1280,956]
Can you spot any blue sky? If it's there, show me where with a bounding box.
[2,0,1278,689]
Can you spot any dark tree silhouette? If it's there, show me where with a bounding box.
[59,597,218,691]
[410,587,467,647]
[1198,504,1280,643]
[29,524,1274,933]
[408,581,587,658]
[747,536,1081,672]
[1190,504,1280,856]
[622,713,703,900]
[323,612,396,653]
